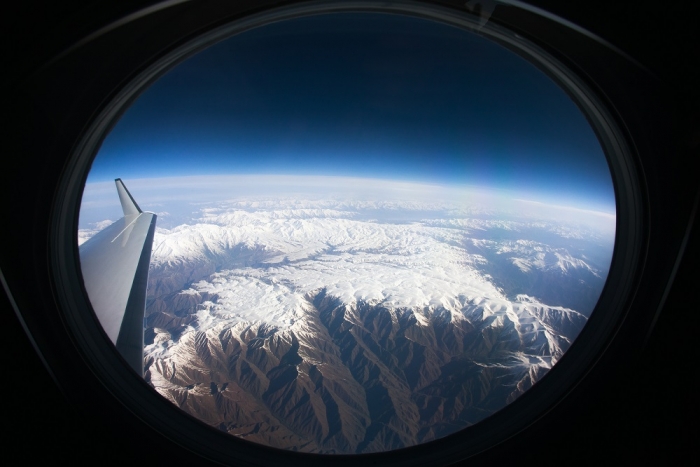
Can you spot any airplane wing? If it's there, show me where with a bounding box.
[79,179,157,375]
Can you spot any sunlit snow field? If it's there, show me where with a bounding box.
[80,174,615,331]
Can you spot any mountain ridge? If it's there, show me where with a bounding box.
[145,286,584,453]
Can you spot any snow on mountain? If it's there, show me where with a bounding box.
[80,176,615,453]
[148,199,508,327]
[495,239,600,276]
[145,192,610,329]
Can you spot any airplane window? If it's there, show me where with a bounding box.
[77,9,616,455]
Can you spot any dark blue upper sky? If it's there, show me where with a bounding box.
[87,12,615,212]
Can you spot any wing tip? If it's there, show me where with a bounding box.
[115,178,142,216]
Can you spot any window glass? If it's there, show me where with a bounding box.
[79,12,615,454]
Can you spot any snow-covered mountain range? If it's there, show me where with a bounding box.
[79,175,615,453]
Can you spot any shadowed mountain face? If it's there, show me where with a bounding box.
[145,285,584,453]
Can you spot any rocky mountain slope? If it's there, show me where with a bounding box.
[145,285,584,453]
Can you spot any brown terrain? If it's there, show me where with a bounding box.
[144,268,585,454]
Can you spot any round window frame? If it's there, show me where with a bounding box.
[48,1,644,465]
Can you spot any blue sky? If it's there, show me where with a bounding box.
[86,12,615,212]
